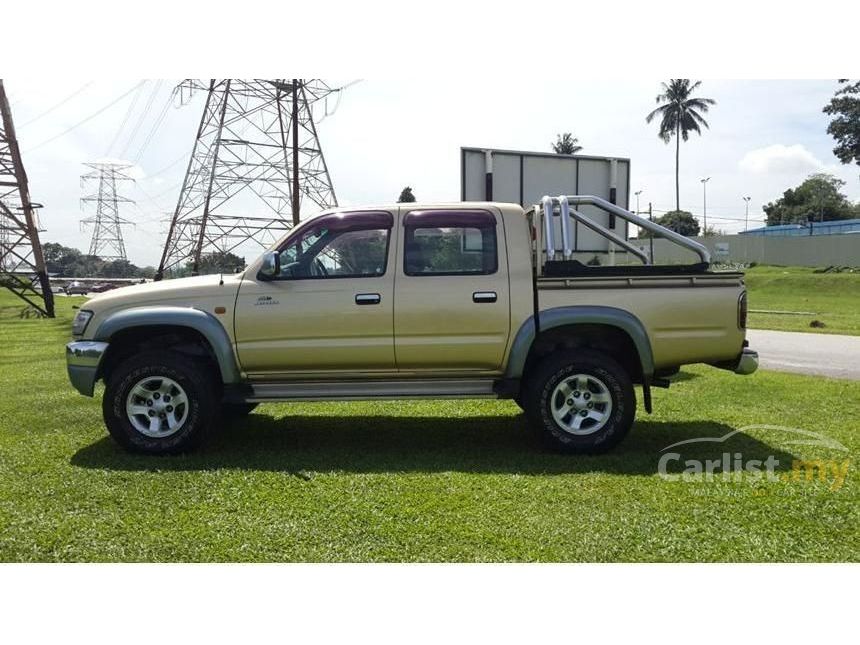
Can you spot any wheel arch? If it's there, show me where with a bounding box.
[506,306,655,385]
[93,306,241,386]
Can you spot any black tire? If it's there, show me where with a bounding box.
[102,350,218,454]
[221,402,259,418]
[522,349,636,454]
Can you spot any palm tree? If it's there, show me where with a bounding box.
[552,133,583,155]
[646,80,716,211]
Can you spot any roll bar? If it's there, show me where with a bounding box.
[537,194,711,265]
[558,196,573,259]
[569,208,650,264]
[540,196,556,261]
[564,195,711,264]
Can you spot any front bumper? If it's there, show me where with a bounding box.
[66,340,109,396]
[734,347,759,375]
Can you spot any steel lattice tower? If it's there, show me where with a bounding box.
[0,79,54,317]
[80,162,135,261]
[156,79,338,279]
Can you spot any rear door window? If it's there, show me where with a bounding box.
[403,210,497,276]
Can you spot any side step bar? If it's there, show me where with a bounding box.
[244,379,502,403]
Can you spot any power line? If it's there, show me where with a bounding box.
[132,91,174,163]
[23,81,146,153]
[18,82,94,128]
[684,203,761,212]
[105,81,148,156]
[119,80,164,158]
[145,152,188,179]
[133,154,190,213]
[650,208,765,223]
[143,180,183,204]
[135,180,177,209]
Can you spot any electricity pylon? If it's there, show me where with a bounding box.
[156,79,339,279]
[80,162,135,261]
[0,79,54,317]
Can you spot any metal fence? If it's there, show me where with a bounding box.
[741,218,860,237]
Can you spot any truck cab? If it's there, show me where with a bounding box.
[235,206,514,378]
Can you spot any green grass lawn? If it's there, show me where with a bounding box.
[744,265,860,335]
[0,290,857,562]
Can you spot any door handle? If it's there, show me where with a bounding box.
[472,291,497,303]
[355,293,381,305]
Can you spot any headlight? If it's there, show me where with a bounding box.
[71,310,94,336]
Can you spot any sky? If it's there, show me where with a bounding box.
[5,79,858,268]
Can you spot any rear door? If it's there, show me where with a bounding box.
[393,207,510,373]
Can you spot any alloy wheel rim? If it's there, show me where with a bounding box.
[550,373,613,435]
[125,376,189,438]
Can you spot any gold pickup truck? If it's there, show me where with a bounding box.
[66,195,757,455]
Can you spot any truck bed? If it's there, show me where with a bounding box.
[537,270,746,369]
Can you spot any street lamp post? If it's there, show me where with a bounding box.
[743,196,751,232]
[700,177,711,235]
[634,189,643,215]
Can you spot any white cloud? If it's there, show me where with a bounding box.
[738,144,825,175]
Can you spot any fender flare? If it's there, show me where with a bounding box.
[505,305,654,379]
[93,306,241,384]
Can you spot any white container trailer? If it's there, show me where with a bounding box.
[460,147,632,261]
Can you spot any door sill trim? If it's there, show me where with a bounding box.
[244,378,501,402]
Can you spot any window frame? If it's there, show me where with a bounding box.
[269,210,394,281]
[402,209,499,277]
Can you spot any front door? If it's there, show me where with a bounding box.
[393,207,511,373]
[234,210,397,378]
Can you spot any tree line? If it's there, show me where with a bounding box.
[43,243,156,278]
[43,242,248,279]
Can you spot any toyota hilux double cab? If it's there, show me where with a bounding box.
[66,195,757,455]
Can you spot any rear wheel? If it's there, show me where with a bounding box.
[102,350,217,454]
[523,349,636,453]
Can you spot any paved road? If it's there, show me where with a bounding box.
[746,329,860,380]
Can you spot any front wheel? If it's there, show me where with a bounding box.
[102,350,217,454]
[523,349,636,454]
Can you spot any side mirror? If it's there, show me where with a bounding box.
[258,251,280,280]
